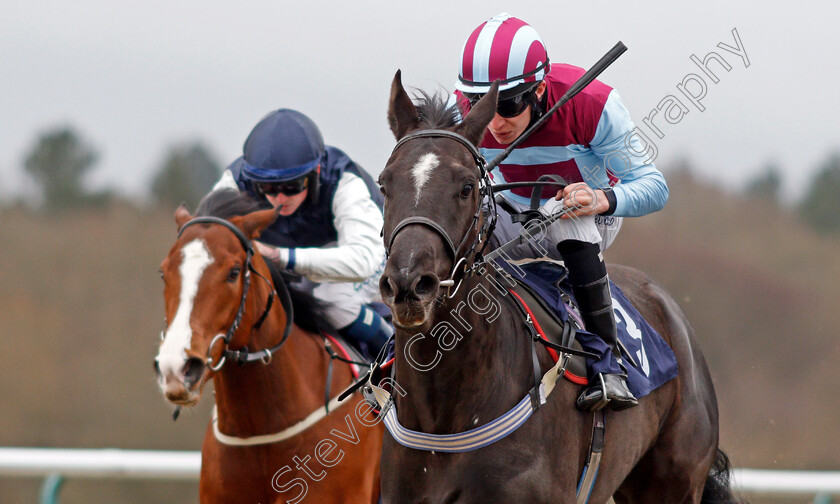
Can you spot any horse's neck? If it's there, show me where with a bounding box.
[393,274,534,433]
[212,279,328,438]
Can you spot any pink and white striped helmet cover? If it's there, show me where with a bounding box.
[456,13,550,94]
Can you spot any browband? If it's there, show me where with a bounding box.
[391,129,486,176]
[178,216,254,256]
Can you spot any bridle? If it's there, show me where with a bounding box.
[384,129,498,296]
[175,216,294,370]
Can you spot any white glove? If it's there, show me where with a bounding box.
[539,196,570,220]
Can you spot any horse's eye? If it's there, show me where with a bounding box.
[379,185,386,196]
[158,269,164,280]
[227,267,241,282]
[460,183,474,198]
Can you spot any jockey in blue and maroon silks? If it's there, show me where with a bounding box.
[210,109,392,353]
[454,13,669,411]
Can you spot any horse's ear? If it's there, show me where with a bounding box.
[232,207,280,241]
[174,204,192,230]
[456,80,499,146]
[388,69,420,140]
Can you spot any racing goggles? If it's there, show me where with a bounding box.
[255,175,309,197]
[466,90,534,118]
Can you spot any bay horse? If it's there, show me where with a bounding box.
[374,71,739,504]
[154,190,382,503]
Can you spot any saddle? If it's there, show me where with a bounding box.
[507,264,590,385]
[496,258,679,400]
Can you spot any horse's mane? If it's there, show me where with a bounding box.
[194,189,333,335]
[195,188,267,218]
[413,89,460,129]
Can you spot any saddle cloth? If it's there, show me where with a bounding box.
[501,259,678,399]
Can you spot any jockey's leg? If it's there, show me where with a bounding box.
[557,239,638,412]
[339,305,393,353]
[312,281,393,354]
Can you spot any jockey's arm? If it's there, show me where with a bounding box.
[274,172,385,283]
[579,90,669,218]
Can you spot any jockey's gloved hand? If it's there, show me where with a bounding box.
[255,241,291,269]
[539,196,573,221]
[556,183,612,218]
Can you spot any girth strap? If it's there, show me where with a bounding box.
[576,410,606,503]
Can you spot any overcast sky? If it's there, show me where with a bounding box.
[2,1,837,202]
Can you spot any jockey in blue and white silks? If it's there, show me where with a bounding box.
[211,109,392,352]
[454,13,669,411]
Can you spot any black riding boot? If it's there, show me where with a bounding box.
[557,240,638,412]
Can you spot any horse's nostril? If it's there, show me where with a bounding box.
[380,275,396,300]
[184,357,205,389]
[414,274,440,298]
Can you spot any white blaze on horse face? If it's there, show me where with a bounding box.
[411,152,439,206]
[156,239,214,379]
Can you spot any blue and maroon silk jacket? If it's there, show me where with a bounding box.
[456,64,668,217]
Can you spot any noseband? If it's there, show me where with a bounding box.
[176,216,293,369]
[385,129,498,294]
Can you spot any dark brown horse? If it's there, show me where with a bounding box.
[374,71,738,504]
[154,190,383,503]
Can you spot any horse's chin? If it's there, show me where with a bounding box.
[162,381,202,407]
[168,395,201,407]
[390,299,436,329]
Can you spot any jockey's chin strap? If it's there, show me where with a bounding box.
[176,216,293,370]
[384,129,498,296]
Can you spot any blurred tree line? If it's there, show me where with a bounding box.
[8,124,840,235]
[149,143,222,209]
[18,125,222,212]
[743,154,840,234]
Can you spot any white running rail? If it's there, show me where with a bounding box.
[733,468,840,495]
[0,447,200,480]
[1,448,838,500]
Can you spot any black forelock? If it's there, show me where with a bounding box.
[412,88,460,129]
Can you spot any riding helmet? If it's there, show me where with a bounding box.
[456,13,550,101]
[241,109,325,182]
